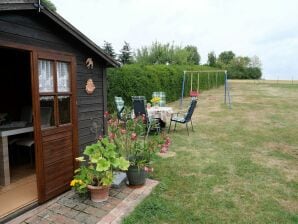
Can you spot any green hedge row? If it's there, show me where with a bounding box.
[107,64,225,110]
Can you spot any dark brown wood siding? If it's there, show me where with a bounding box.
[0,10,106,152]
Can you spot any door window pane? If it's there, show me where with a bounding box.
[58,96,70,124]
[40,96,55,128]
[38,60,54,93]
[57,62,70,92]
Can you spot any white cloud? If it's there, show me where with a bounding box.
[51,0,298,80]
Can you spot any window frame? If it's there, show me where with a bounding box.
[38,57,73,129]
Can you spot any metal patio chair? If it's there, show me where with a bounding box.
[168,99,197,135]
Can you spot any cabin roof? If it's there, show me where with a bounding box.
[0,0,119,67]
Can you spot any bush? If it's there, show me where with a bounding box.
[107,64,225,111]
[227,66,262,79]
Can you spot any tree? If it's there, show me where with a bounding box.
[102,41,116,59]
[184,45,200,65]
[41,0,57,11]
[249,56,262,69]
[118,41,133,64]
[218,51,235,65]
[207,51,217,67]
[135,42,202,65]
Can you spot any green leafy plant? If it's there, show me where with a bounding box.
[71,137,130,194]
[107,113,160,169]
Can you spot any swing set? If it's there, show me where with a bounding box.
[180,70,232,109]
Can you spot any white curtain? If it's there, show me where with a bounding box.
[57,62,70,92]
[38,60,54,92]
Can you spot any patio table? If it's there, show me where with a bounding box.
[147,106,174,123]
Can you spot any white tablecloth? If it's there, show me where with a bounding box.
[147,106,174,122]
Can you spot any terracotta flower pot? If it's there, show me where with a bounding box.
[126,166,147,186]
[87,185,110,202]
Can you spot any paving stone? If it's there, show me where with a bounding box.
[9,179,159,224]
[109,189,119,197]
[73,203,88,211]
[121,187,134,194]
[83,199,106,208]
[98,214,116,224]
[84,206,108,218]
[75,212,98,224]
[63,208,80,219]
[47,214,69,223]
[58,198,77,208]
[35,218,54,224]
[24,216,43,224]
[115,192,127,200]
[37,209,54,219]
[109,197,122,206]
[102,202,116,211]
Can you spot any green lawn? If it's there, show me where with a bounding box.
[123,82,298,224]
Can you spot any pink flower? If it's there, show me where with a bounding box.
[109,133,115,140]
[98,135,103,141]
[120,129,127,134]
[131,133,137,141]
[160,146,168,153]
[104,111,109,118]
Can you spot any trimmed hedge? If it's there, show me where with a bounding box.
[107,64,225,110]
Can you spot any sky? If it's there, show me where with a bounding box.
[51,0,298,80]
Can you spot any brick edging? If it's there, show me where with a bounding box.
[97,179,159,224]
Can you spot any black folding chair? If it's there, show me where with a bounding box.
[132,96,160,137]
[168,99,197,135]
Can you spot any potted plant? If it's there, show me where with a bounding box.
[70,137,130,202]
[107,113,159,186]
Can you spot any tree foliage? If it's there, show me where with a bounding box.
[217,52,262,79]
[41,0,57,11]
[102,41,116,59]
[218,51,235,65]
[184,45,201,65]
[135,42,200,65]
[207,51,217,67]
[118,41,133,65]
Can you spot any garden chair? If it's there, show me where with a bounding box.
[152,92,166,107]
[114,96,132,123]
[132,96,160,137]
[15,107,52,165]
[114,96,126,122]
[168,99,197,135]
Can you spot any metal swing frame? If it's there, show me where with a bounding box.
[180,70,231,109]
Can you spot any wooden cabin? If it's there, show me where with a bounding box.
[0,0,118,219]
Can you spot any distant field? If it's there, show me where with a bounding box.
[123,82,298,224]
[230,79,298,84]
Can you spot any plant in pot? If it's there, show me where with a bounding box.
[70,137,130,202]
[107,113,160,186]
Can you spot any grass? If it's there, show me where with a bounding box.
[122,82,298,224]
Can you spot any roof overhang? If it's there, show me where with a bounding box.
[0,0,119,68]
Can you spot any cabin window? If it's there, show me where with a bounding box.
[38,59,72,129]
[38,60,54,92]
